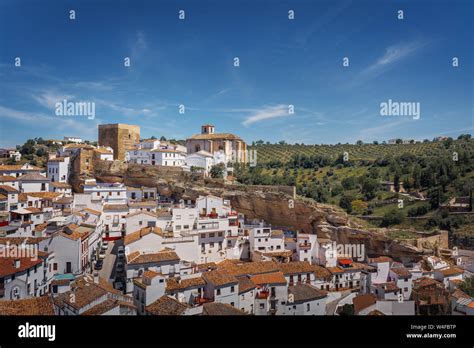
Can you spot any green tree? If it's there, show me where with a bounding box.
[381,209,405,227]
[339,194,354,213]
[210,163,226,179]
[361,177,379,200]
[459,277,474,297]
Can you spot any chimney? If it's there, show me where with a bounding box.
[14,259,20,269]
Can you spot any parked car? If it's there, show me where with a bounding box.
[95,259,103,270]
[117,246,125,258]
[116,262,124,273]
[99,250,106,260]
[101,241,109,250]
[114,281,124,291]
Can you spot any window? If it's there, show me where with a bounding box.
[230,286,235,293]
[209,233,215,238]
[210,242,214,248]
[306,304,310,312]
[230,302,234,307]
[259,303,264,309]
[216,289,221,296]
[218,232,223,237]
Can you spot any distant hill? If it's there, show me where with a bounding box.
[250,141,455,164]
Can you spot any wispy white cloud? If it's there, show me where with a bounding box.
[361,40,428,77]
[32,91,75,109]
[130,31,148,60]
[0,105,102,139]
[242,104,293,126]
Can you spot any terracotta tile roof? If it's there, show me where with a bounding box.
[202,302,246,315]
[0,296,55,315]
[203,270,239,287]
[0,185,19,193]
[237,276,256,294]
[94,147,113,154]
[195,262,218,272]
[452,289,470,300]
[51,278,72,286]
[126,250,180,265]
[83,208,101,215]
[133,278,147,290]
[0,236,48,245]
[55,277,111,310]
[289,284,327,303]
[413,277,443,289]
[285,237,296,243]
[150,148,181,153]
[18,173,49,182]
[35,222,48,232]
[26,192,62,200]
[128,201,157,208]
[260,250,294,258]
[217,260,278,277]
[0,175,18,182]
[54,196,73,204]
[124,226,163,245]
[166,276,206,292]
[376,282,400,293]
[312,265,333,280]
[189,133,242,141]
[59,224,89,241]
[50,182,71,188]
[391,266,412,278]
[438,266,464,277]
[0,256,43,277]
[277,261,318,275]
[143,270,161,279]
[327,266,345,274]
[369,256,393,263]
[0,164,41,171]
[145,295,189,315]
[25,207,42,214]
[81,298,129,315]
[0,193,6,200]
[353,294,376,314]
[103,204,129,212]
[250,271,287,286]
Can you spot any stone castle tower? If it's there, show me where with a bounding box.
[98,124,140,161]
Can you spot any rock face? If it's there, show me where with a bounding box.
[79,161,446,262]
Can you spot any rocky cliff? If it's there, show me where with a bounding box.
[79,161,447,262]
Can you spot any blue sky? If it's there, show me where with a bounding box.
[0,0,472,147]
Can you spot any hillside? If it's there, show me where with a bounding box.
[250,140,454,164]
